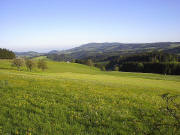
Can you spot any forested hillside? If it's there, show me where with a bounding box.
[46,42,180,62]
[106,52,180,75]
[0,48,15,59]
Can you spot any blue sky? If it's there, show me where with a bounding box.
[0,0,180,52]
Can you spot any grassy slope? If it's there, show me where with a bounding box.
[0,59,180,135]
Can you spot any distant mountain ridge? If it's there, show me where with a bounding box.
[15,42,180,58]
[56,42,180,59]
[63,42,180,53]
[15,51,44,57]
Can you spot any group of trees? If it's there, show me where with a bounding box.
[107,52,179,64]
[106,52,180,75]
[12,58,48,71]
[110,62,180,75]
[0,48,15,59]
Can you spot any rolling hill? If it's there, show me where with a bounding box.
[57,42,180,59]
[0,58,180,134]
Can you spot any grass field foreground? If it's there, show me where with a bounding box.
[0,59,180,134]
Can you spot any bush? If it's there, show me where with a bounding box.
[38,59,48,71]
[11,58,24,70]
[25,59,35,71]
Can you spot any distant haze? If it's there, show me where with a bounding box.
[0,0,180,52]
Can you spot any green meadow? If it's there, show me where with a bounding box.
[0,59,180,135]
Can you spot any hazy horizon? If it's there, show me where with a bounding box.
[1,0,180,52]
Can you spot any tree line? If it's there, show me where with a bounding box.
[110,62,180,75]
[106,52,179,63]
[106,52,180,75]
[12,58,48,71]
[0,48,15,59]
